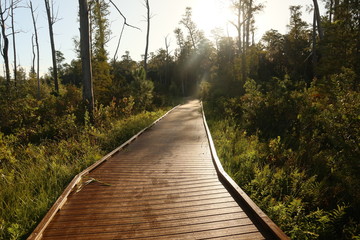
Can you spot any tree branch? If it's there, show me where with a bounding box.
[108,0,140,30]
[108,0,140,62]
[112,21,125,63]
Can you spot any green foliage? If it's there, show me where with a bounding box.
[97,110,167,152]
[0,132,101,240]
[147,49,175,96]
[199,80,211,100]
[130,68,154,111]
[204,66,360,239]
[90,0,113,105]
[319,1,360,80]
[0,77,170,239]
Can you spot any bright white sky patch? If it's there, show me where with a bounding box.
[193,0,236,37]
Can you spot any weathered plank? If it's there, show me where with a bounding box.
[29,100,287,240]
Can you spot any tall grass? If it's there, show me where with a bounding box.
[0,109,167,240]
[204,103,360,239]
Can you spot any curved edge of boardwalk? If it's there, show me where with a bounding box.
[201,103,289,240]
[27,106,179,240]
[28,100,289,240]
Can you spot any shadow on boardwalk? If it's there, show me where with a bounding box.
[29,100,283,240]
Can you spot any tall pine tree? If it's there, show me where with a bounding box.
[90,0,113,104]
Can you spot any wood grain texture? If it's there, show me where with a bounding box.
[30,100,285,239]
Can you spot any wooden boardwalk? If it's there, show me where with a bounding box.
[29,100,288,240]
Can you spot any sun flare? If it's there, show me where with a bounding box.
[193,0,237,37]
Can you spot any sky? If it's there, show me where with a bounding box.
[3,0,324,77]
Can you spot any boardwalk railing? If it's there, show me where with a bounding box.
[201,102,289,240]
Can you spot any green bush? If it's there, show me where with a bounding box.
[98,110,167,152]
[204,68,360,240]
[0,80,170,239]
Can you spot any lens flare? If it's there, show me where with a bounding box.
[192,0,237,38]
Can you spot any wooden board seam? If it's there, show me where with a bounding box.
[27,105,180,240]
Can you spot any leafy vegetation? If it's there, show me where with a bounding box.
[0,80,168,239]
[201,1,359,239]
[204,69,360,238]
[201,1,360,239]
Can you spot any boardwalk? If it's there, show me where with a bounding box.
[29,100,287,240]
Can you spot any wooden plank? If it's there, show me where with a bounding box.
[45,208,245,230]
[48,200,240,222]
[44,212,250,237]
[74,178,221,190]
[45,202,241,223]
[70,183,225,199]
[27,105,179,240]
[43,219,256,240]
[70,177,218,187]
[30,100,286,240]
[63,188,229,206]
[51,197,236,217]
[64,192,232,210]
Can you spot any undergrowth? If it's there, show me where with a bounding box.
[203,69,360,239]
[0,100,168,239]
[206,116,360,239]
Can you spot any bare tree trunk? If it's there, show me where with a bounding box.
[88,0,93,57]
[329,0,333,22]
[231,0,246,82]
[144,0,150,74]
[113,22,125,63]
[334,0,339,21]
[165,35,170,86]
[31,34,35,74]
[108,0,140,63]
[79,0,94,120]
[312,11,318,74]
[313,0,324,40]
[236,1,242,55]
[243,0,253,82]
[181,7,197,50]
[245,0,252,49]
[241,3,247,82]
[44,0,59,94]
[29,1,40,99]
[0,3,11,87]
[11,0,17,85]
[165,35,170,58]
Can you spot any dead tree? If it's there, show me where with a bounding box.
[311,0,324,77]
[230,0,243,55]
[180,7,199,50]
[164,35,171,86]
[10,0,20,85]
[31,34,35,74]
[313,0,324,40]
[245,0,252,50]
[144,0,150,74]
[44,0,59,94]
[231,0,263,82]
[0,0,11,86]
[312,9,318,70]
[29,1,40,99]
[79,0,94,119]
[108,0,140,63]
